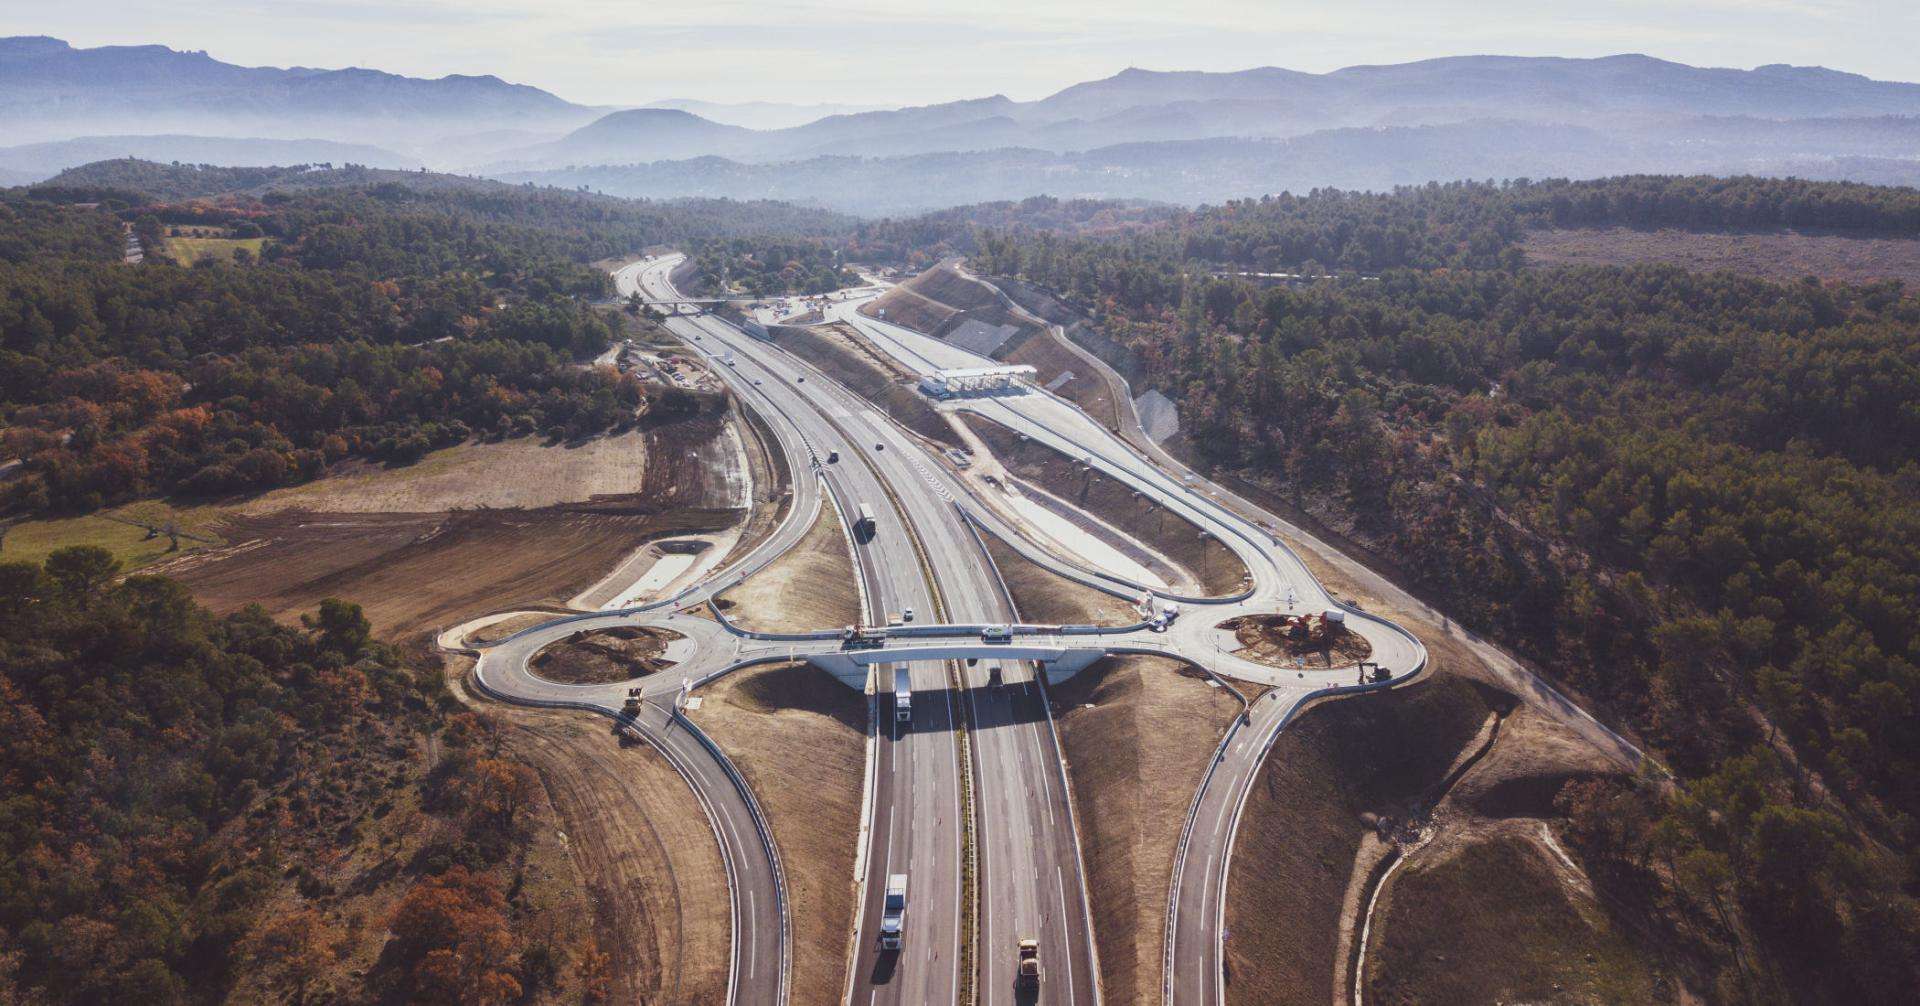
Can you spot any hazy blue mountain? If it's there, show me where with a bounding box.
[503,108,761,167]
[0,36,601,150]
[645,98,890,130]
[0,134,414,182]
[503,54,1920,171]
[498,116,1920,216]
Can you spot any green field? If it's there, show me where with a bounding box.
[164,235,269,265]
[1,500,228,571]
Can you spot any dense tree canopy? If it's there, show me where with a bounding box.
[957,175,1920,999]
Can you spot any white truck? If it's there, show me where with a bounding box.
[894,666,912,723]
[880,873,908,949]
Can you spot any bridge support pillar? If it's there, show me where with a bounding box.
[1040,648,1106,684]
[801,653,869,690]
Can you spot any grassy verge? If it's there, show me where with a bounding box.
[2,499,228,569]
[164,234,268,264]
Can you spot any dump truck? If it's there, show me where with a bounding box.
[880,874,908,949]
[1017,937,1041,988]
[894,666,912,723]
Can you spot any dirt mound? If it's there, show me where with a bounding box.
[1223,672,1500,1006]
[725,662,867,733]
[530,625,682,685]
[1367,827,1668,1003]
[1052,655,1243,1002]
[860,283,962,335]
[1220,612,1373,668]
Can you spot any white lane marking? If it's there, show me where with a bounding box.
[748,888,757,978]
[1058,864,1077,1003]
[1200,852,1217,1003]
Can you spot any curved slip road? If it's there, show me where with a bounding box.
[471,255,1433,1006]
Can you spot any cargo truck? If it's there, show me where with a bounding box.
[1017,937,1042,987]
[880,874,908,949]
[894,666,912,723]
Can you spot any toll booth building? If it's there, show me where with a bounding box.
[919,365,1037,398]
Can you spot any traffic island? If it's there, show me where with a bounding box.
[528,625,684,684]
[1218,611,1372,669]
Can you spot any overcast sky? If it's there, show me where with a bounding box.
[11,0,1918,106]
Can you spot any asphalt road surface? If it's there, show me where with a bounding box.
[466,254,1437,1006]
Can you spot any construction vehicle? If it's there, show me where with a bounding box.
[894,666,912,723]
[880,874,908,949]
[843,625,888,650]
[1017,937,1042,988]
[621,687,643,718]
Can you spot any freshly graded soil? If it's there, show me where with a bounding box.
[1219,613,1373,668]
[715,495,860,633]
[692,662,866,1006]
[530,625,683,685]
[1052,655,1243,1003]
[481,698,731,1004]
[159,503,736,643]
[961,415,1249,596]
[978,524,1141,627]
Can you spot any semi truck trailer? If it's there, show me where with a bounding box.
[880,874,908,949]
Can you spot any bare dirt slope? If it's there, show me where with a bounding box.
[961,414,1248,595]
[771,322,959,448]
[693,663,866,1006]
[1367,823,1669,1003]
[159,504,735,643]
[1000,325,1127,430]
[482,699,732,1004]
[1223,672,1498,1005]
[1052,656,1243,1003]
[241,432,653,513]
[716,489,859,633]
[980,525,1140,627]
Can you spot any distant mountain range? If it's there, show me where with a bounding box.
[0,35,601,153]
[643,98,890,130]
[506,54,1920,169]
[7,36,1920,211]
[0,135,415,179]
[499,118,1920,216]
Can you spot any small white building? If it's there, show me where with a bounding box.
[918,365,1037,398]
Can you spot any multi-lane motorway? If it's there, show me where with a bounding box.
[466,254,1430,1006]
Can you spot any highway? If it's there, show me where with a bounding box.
[467,254,1431,1006]
[830,296,1433,1006]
